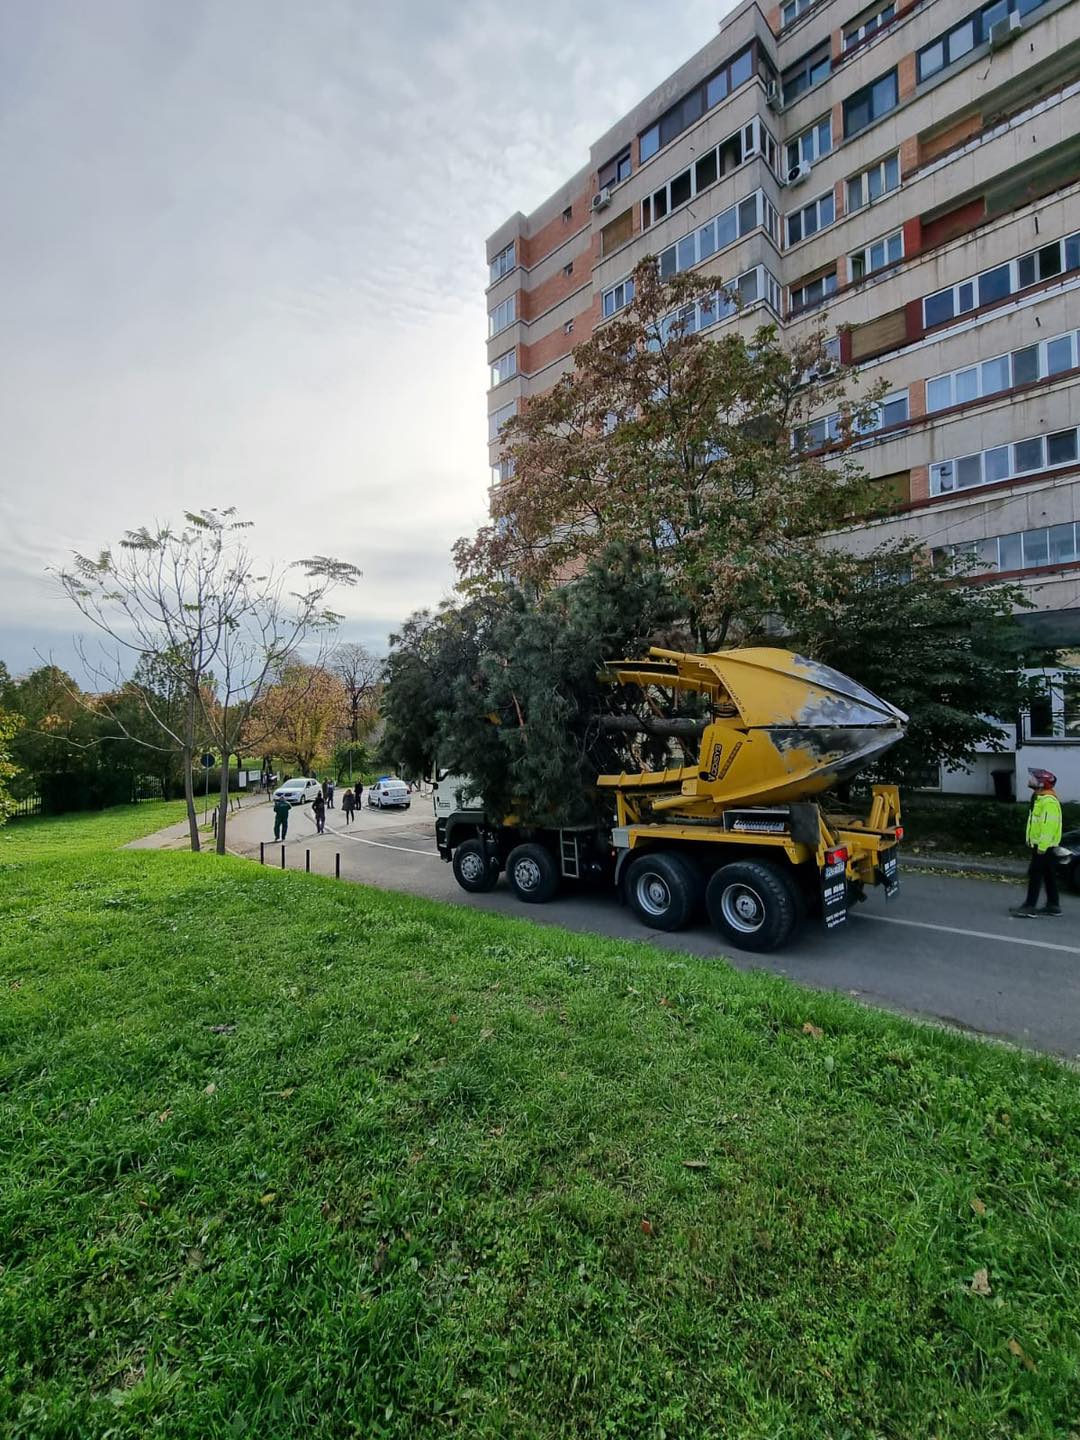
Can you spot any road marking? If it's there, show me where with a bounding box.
[853,911,1080,956]
[325,825,436,858]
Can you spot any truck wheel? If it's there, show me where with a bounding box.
[452,838,500,894]
[706,860,801,953]
[625,852,701,932]
[506,843,559,904]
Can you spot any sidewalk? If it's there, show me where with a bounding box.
[125,792,268,851]
[903,850,1026,879]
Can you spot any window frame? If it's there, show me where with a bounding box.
[785,115,832,175]
[786,190,836,246]
[921,229,1080,330]
[789,268,838,313]
[782,41,832,102]
[488,294,516,337]
[929,424,1080,496]
[601,276,636,319]
[598,148,632,190]
[916,0,1050,84]
[844,1,896,50]
[848,227,903,282]
[845,151,900,212]
[655,190,777,282]
[488,401,517,443]
[637,43,759,166]
[843,67,898,137]
[926,329,1080,410]
[642,118,772,231]
[489,243,515,284]
[490,349,517,388]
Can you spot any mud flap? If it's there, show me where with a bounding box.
[877,844,900,899]
[821,856,848,930]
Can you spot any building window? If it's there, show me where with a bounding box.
[846,152,900,211]
[844,1,895,49]
[922,229,1080,329]
[491,458,515,485]
[786,116,831,175]
[654,266,783,346]
[562,205,573,222]
[794,391,908,451]
[598,149,632,189]
[490,349,517,387]
[488,401,516,442]
[782,0,817,25]
[843,68,898,137]
[929,425,1080,495]
[562,261,574,277]
[489,243,515,284]
[602,276,635,318]
[637,44,758,165]
[917,0,1050,83]
[642,118,774,230]
[786,191,835,245]
[935,522,1080,574]
[488,295,516,336]
[790,269,837,312]
[782,42,831,102]
[849,228,903,281]
[926,328,1080,410]
[655,190,778,282]
[563,319,574,335]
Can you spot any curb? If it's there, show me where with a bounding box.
[903,853,1026,879]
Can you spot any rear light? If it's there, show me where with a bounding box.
[894,826,904,840]
[825,846,848,865]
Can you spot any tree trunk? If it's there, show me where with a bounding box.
[215,712,230,856]
[183,691,200,852]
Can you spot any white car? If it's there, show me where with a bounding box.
[367,777,410,809]
[273,777,322,806]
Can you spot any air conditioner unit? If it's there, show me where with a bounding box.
[766,82,783,111]
[786,160,813,186]
[591,187,612,212]
[988,9,1021,47]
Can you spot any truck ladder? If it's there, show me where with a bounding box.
[559,831,580,879]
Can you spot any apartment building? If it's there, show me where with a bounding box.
[485,0,1080,789]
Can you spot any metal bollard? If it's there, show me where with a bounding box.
[305,849,311,873]
[260,842,264,865]
[280,845,286,869]
[335,852,340,879]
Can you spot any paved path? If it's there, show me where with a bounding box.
[159,797,1080,1060]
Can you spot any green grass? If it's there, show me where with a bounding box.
[2,800,193,858]
[1,812,1078,1437]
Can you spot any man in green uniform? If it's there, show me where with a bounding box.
[1010,768,1062,918]
[273,795,292,842]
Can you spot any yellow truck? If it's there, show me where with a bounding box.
[435,647,906,952]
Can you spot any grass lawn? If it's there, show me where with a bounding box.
[1,809,1078,1437]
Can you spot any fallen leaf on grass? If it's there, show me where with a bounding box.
[186,1248,204,1269]
[157,1110,172,1124]
[970,1196,987,1216]
[970,1267,992,1296]
[208,1024,236,1034]
[449,1014,459,1025]
[278,1087,295,1099]
[372,1242,387,1275]
[258,1192,276,1206]
[479,1027,494,1041]
[658,997,671,1008]
[1007,1337,1036,1371]
[203,1083,216,1097]
[802,1022,824,1039]
[682,1159,709,1170]
[640,1219,653,1235]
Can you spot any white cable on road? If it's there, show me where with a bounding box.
[853,912,1080,957]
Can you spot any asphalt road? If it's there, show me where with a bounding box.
[225,797,1080,1060]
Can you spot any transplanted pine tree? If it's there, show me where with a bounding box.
[455,260,887,652]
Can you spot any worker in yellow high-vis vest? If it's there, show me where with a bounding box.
[1010,768,1063,918]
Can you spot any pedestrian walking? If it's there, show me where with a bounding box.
[354,780,363,811]
[326,779,335,809]
[313,792,326,835]
[342,790,355,825]
[273,795,291,841]
[1010,768,1063,918]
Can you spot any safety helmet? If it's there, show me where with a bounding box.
[1027,767,1057,788]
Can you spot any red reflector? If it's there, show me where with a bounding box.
[894,826,904,840]
[825,846,848,865]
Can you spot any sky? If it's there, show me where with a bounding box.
[0,0,728,678]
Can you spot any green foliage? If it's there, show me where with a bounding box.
[385,545,680,823]
[900,792,1080,857]
[0,810,1078,1436]
[0,707,19,825]
[799,545,1034,782]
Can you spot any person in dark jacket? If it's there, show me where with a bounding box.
[273,795,291,841]
[313,792,326,835]
[1010,767,1063,918]
[326,779,335,809]
[354,780,363,810]
[342,789,355,825]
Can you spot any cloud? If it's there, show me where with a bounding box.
[0,0,730,679]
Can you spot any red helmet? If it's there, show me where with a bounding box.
[1028,767,1057,788]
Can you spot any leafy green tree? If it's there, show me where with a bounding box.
[456,261,884,650]
[797,544,1034,783]
[0,707,19,824]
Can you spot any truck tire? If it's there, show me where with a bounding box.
[625,851,701,932]
[452,838,500,894]
[506,843,559,904]
[706,860,801,953]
